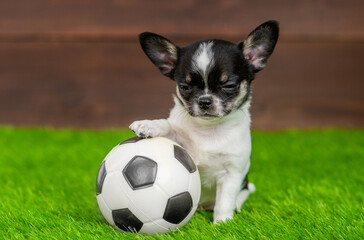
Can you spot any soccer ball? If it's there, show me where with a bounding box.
[96,136,201,234]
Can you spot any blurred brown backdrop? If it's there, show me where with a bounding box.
[0,0,363,129]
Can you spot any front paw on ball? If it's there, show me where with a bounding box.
[129,120,159,138]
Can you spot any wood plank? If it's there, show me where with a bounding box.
[0,40,363,129]
[0,0,363,39]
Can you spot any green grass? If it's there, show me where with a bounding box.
[0,127,363,239]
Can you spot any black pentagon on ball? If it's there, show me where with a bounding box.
[163,191,193,224]
[174,145,197,173]
[112,208,143,232]
[119,136,143,145]
[96,161,107,195]
[123,156,158,190]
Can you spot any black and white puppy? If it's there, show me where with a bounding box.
[130,21,279,223]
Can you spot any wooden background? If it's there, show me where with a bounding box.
[0,0,363,129]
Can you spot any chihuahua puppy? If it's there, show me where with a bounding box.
[130,21,279,223]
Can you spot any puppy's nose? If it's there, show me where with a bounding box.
[198,96,213,110]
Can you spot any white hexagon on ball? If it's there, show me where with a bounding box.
[96,137,201,234]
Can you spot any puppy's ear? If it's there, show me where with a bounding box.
[238,20,279,72]
[139,32,179,78]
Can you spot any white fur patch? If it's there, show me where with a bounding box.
[192,41,215,86]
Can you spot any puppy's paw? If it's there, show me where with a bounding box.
[129,120,164,138]
[213,211,234,224]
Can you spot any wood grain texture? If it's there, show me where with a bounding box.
[0,40,363,129]
[0,0,363,39]
[0,0,363,129]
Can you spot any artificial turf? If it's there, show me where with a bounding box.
[0,127,363,239]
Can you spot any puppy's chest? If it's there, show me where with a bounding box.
[181,124,250,191]
[184,123,250,170]
[190,130,234,163]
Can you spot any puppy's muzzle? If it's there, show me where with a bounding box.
[198,96,213,110]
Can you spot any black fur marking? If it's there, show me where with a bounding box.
[238,20,279,72]
[139,21,279,118]
[235,82,252,110]
[139,32,180,79]
[175,93,185,106]
[242,175,249,190]
[174,40,253,117]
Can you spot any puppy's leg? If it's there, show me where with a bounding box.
[213,172,244,223]
[129,119,171,138]
[235,182,256,212]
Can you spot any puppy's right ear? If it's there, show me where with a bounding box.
[139,32,179,79]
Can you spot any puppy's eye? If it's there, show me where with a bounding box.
[179,83,191,92]
[222,83,238,92]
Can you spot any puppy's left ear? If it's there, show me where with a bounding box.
[238,20,279,72]
[139,32,179,79]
